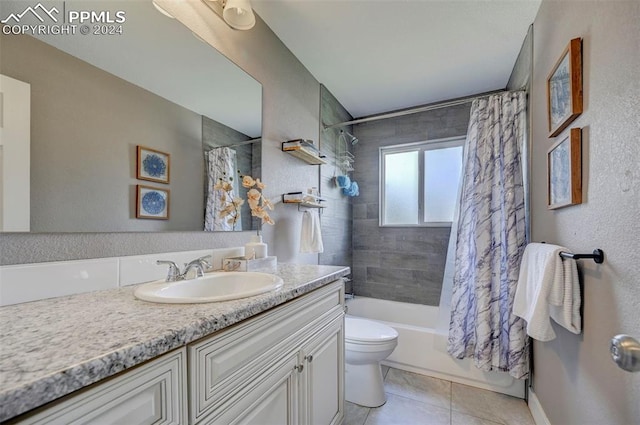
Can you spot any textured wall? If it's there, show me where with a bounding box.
[1,1,322,265]
[1,33,204,232]
[319,85,353,271]
[350,103,471,305]
[530,1,640,423]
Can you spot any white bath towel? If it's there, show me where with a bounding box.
[513,243,581,341]
[300,210,324,253]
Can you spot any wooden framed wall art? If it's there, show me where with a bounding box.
[547,128,582,209]
[547,38,583,137]
[136,146,170,184]
[136,185,170,219]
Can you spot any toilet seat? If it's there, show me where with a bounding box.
[345,316,398,343]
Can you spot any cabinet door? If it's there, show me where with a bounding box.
[300,314,345,425]
[200,352,299,425]
[16,349,187,425]
[189,280,343,423]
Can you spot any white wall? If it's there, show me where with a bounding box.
[530,1,640,423]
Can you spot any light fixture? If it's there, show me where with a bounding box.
[222,0,255,30]
[151,0,175,19]
[204,0,256,31]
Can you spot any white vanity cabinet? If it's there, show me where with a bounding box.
[11,279,344,425]
[190,280,345,425]
[16,349,188,425]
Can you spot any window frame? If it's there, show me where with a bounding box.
[379,135,466,228]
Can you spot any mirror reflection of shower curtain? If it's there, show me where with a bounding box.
[205,147,241,231]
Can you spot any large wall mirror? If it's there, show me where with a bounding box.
[0,0,262,232]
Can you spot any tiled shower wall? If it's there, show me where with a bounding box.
[319,86,354,275]
[351,103,471,305]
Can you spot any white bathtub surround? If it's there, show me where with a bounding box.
[0,247,243,306]
[346,296,525,398]
[0,264,349,421]
[448,91,529,379]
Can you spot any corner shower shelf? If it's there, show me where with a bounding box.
[282,139,327,165]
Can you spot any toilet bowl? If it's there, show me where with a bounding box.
[345,316,398,407]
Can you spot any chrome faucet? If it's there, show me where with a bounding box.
[157,255,212,282]
[183,256,212,279]
[156,260,182,282]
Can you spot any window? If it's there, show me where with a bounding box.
[380,136,464,227]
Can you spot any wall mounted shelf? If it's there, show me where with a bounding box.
[282,192,326,211]
[282,139,327,165]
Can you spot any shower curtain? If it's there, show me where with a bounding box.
[205,147,241,231]
[447,91,529,379]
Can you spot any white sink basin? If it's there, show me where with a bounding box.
[134,272,283,304]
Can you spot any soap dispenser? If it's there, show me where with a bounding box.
[245,233,267,259]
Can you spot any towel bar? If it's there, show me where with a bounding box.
[559,249,604,264]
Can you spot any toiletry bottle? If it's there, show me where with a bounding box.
[245,234,267,259]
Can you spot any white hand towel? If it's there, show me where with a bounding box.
[549,258,582,335]
[513,243,580,341]
[300,210,324,253]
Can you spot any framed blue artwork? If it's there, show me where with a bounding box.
[136,185,170,219]
[137,145,170,184]
[547,128,582,210]
[547,38,582,137]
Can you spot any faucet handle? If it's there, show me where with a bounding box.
[193,255,212,271]
[157,260,181,282]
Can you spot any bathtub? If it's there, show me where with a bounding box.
[346,296,525,398]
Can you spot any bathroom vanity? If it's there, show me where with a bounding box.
[0,264,349,424]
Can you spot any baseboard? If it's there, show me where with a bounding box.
[528,388,552,425]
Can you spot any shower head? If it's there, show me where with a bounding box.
[340,130,359,145]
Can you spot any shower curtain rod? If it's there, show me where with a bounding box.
[323,89,520,130]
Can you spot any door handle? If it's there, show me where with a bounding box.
[610,335,640,372]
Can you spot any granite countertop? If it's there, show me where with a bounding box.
[0,263,349,422]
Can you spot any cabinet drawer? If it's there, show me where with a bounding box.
[15,349,187,425]
[189,280,343,423]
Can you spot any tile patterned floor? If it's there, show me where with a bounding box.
[345,367,535,425]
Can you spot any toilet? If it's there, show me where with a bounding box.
[345,316,399,407]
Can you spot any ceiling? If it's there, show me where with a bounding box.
[252,0,541,119]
